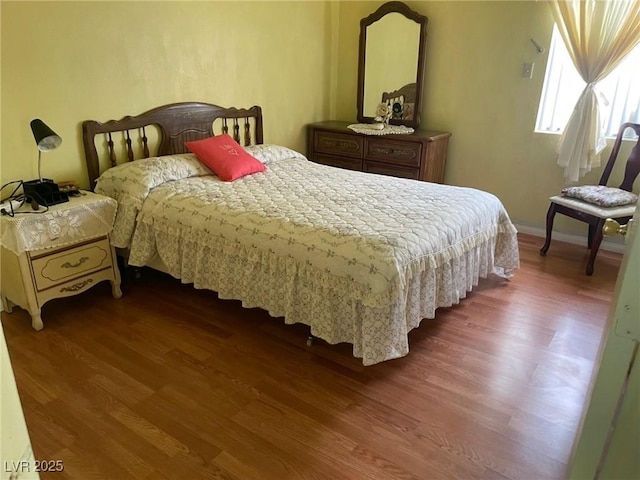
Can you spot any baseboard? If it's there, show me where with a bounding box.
[513,223,626,254]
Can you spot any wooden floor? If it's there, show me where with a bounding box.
[2,233,622,480]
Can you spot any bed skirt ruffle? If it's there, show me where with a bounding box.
[130,225,518,365]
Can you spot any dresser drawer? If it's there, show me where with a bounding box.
[365,139,422,167]
[313,154,363,171]
[364,161,420,180]
[314,131,364,158]
[30,237,112,291]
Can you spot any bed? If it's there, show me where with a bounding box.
[82,102,520,366]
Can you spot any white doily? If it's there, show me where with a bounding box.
[347,123,415,135]
[0,192,116,254]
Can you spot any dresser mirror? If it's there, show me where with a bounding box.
[357,1,428,129]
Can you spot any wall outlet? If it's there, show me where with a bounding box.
[522,62,534,79]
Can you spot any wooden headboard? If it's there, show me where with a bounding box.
[82,102,263,188]
[381,83,417,105]
[381,83,417,121]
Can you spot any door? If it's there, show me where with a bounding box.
[567,204,639,479]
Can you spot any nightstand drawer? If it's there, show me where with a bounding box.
[365,139,422,167]
[31,237,112,291]
[314,131,364,158]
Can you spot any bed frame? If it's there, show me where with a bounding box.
[82,102,263,188]
[81,101,519,365]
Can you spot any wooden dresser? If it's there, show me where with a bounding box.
[307,121,451,183]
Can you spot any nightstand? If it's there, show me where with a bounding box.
[0,191,122,330]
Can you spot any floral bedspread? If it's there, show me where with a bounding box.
[97,145,520,364]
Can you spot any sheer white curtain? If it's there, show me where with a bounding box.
[549,0,640,183]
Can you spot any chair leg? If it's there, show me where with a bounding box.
[540,203,556,256]
[586,219,605,276]
[588,223,595,249]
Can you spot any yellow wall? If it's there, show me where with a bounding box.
[1,0,634,235]
[1,1,333,189]
[335,0,635,236]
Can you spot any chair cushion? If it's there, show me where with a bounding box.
[550,195,637,219]
[561,185,638,207]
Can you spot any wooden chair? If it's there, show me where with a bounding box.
[540,122,640,275]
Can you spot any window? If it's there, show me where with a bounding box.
[536,26,640,139]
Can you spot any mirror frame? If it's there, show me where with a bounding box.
[356,1,428,129]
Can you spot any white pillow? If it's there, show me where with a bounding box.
[95,153,212,248]
[95,153,212,204]
[245,144,307,164]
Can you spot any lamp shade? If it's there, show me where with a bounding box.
[30,119,62,151]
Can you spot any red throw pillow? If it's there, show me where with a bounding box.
[185,134,265,181]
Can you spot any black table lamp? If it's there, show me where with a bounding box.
[23,119,68,206]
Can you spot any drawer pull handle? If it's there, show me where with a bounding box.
[334,141,347,148]
[61,256,89,269]
[371,146,413,158]
[374,147,394,155]
[60,279,93,293]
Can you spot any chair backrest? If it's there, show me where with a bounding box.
[599,122,640,192]
[381,83,417,105]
